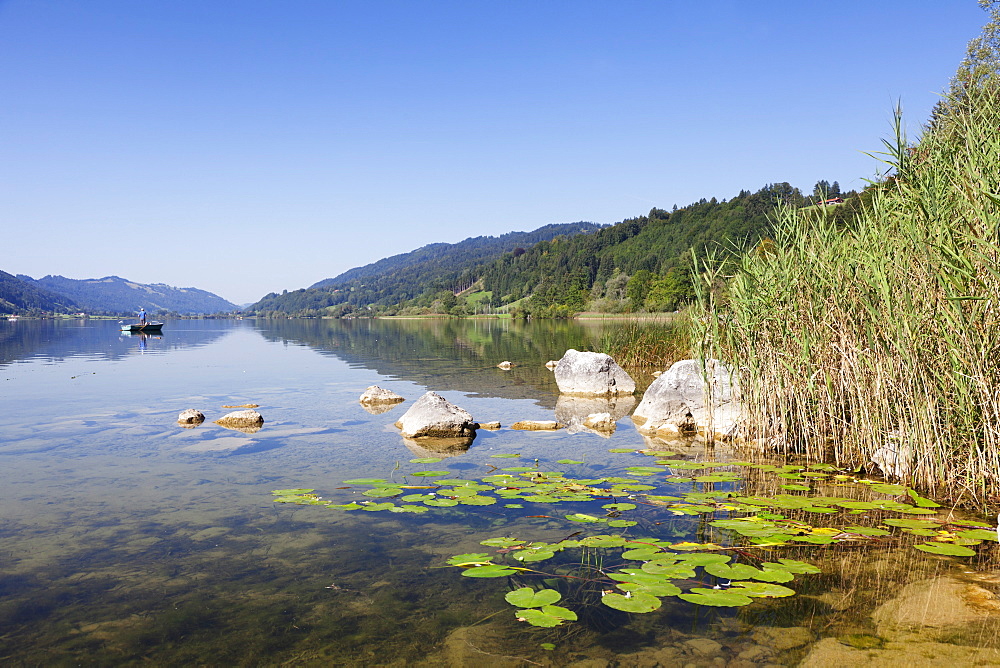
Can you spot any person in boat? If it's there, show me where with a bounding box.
[138,308,147,325]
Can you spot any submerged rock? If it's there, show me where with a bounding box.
[394,391,477,439]
[177,409,205,425]
[510,420,563,431]
[632,358,742,439]
[553,349,635,396]
[582,412,616,433]
[359,385,405,405]
[476,421,502,430]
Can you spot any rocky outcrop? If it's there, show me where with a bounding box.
[394,391,477,439]
[632,358,741,439]
[553,349,635,396]
[359,385,405,405]
[177,409,205,425]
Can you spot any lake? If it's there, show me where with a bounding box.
[2,317,999,667]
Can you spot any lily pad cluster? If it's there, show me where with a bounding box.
[272,449,998,627]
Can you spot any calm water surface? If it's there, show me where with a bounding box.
[1,318,998,667]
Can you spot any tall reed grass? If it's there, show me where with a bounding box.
[701,89,1000,507]
[599,317,691,369]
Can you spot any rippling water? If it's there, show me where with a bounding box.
[1,318,998,667]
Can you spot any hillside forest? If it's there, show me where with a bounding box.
[248,181,855,318]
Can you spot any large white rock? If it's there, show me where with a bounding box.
[394,391,477,439]
[359,385,405,404]
[553,349,635,396]
[632,359,742,439]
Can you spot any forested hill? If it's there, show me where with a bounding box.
[249,222,602,315]
[22,275,238,315]
[0,270,78,315]
[313,223,602,288]
[483,184,839,316]
[250,181,856,317]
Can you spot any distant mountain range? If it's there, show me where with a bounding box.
[0,273,238,315]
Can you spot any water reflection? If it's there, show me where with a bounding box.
[0,318,231,366]
[253,317,611,407]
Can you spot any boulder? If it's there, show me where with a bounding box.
[476,421,502,430]
[359,385,405,405]
[553,349,635,396]
[214,409,264,433]
[632,358,742,439]
[177,409,205,425]
[394,391,477,439]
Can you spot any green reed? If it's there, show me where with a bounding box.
[599,317,692,369]
[702,88,1000,507]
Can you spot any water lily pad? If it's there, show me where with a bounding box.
[513,550,556,563]
[502,467,535,472]
[626,466,666,476]
[869,483,908,495]
[271,488,315,495]
[913,542,977,556]
[601,591,662,613]
[410,470,451,477]
[760,558,821,574]
[679,590,753,607]
[618,581,682,597]
[491,453,521,458]
[515,605,576,627]
[409,457,443,463]
[363,487,403,498]
[423,498,459,507]
[622,547,663,560]
[906,489,941,508]
[505,587,562,607]
[565,513,605,523]
[728,581,796,597]
[447,553,492,566]
[672,553,731,565]
[327,502,362,510]
[608,448,636,453]
[956,529,999,542]
[883,518,941,529]
[780,484,811,491]
[461,564,517,578]
[557,459,583,465]
[361,502,394,511]
[704,563,761,580]
[608,520,639,528]
[579,535,626,548]
[458,496,497,506]
[603,502,637,511]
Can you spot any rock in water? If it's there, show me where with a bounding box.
[177,409,205,425]
[553,349,635,396]
[359,385,405,404]
[214,409,264,428]
[394,391,477,438]
[632,359,741,439]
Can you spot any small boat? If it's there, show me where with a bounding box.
[120,321,164,332]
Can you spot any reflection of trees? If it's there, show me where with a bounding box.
[0,320,230,366]
[253,318,607,407]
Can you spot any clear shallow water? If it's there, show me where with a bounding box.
[1,318,999,667]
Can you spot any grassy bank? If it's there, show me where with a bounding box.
[701,87,1000,507]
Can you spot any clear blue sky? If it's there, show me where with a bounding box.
[0,1,987,305]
